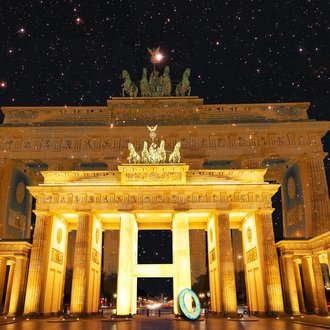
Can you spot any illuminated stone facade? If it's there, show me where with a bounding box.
[0,96,329,316]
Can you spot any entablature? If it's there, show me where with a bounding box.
[0,122,327,162]
[39,166,268,185]
[0,98,312,126]
[28,182,279,213]
[276,231,330,256]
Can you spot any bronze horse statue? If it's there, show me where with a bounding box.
[122,70,138,97]
[175,68,191,96]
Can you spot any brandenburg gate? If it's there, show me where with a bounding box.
[0,65,329,317]
[22,161,283,315]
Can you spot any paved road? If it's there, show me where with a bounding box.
[2,315,329,330]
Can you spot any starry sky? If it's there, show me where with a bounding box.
[0,0,329,120]
[1,0,329,298]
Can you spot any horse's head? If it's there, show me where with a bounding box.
[164,66,170,75]
[128,142,133,151]
[122,70,129,79]
[160,140,165,149]
[175,141,181,150]
[184,68,191,78]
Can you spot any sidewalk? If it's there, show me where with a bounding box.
[288,315,330,329]
[0,315,19,325]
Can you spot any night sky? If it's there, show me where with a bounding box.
[1,1,329,298]
[0,1,329,119]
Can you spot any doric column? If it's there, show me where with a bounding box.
[293,260,306,313]
[0,257,7,310]
[281,254,300,315]
[116,213,137,316]
[301,256,318,313]
[207,215,221,314]
[189,230,207,286]
[0,160,12,238]
[3,261,15,314]
[256,210,284,313]
[8,256,28,316]
[24,213,51,314]
[70,212,92,314]
[172,213,191,315]
[301,155,330,236]
[218,212,237,315]
[311,254,329,315]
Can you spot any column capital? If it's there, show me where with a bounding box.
[14,255,27,261]
[282,252,295,259]
[7,260,15,266]
[76,211,91,216]
[173,211,188,217]
[119,212,136,220]
[214,210,230,216]
[76,212,92,220]
[255,208,275,215]
[33,211,50,217]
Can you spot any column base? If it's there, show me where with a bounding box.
[290,311,302,316]
[23,312,42,318]
[222,312,241,319]
[317,311,329,316]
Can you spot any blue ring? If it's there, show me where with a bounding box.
[178,288,201,320]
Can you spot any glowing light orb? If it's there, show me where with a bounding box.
[178,288,201,320]
[155,53,163,61]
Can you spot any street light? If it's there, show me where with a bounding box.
[113,293,117,312]
[198,293,205,306]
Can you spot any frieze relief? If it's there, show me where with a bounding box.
[0,132,321,154]
[51,248,64,265]
[125,171,182,183]
[37,191,272,208]
[91,248,100,265]
[246,247,258,263]
[209,248,216,264]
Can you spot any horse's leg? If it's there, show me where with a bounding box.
[175,84,179,96]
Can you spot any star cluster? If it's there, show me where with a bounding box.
[0,0,328,120]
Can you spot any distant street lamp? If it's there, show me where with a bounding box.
[113,293,117,307]
[198,293,205,307]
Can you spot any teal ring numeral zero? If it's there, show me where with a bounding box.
[178,288,201,320]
